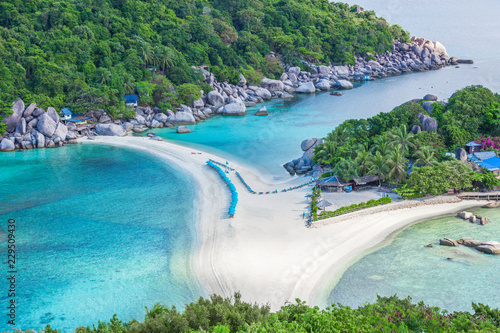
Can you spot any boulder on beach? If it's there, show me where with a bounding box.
[315,80,331,91]
[296,82,316,93]
[207,91,225,108]
[36,113,57,137]
[254,87,272,100]
[261,78,284,92]
[177,126,192,133]
[0,138,15,152]
[23,103,37,118]
[3,99,25,133]
[94,124,127,136]
[439,238,459,246]
[334,80,353,90]
[217,102,247,116]
[457,211,473,220]
[149,136,164,141]
[167,111,196,124]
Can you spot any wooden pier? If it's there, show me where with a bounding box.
[458,192,500,201]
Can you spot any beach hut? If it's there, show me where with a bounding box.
[468,151,496,162]
[315,176,351,192]
[61,107,73,120]
[465,141,482,154]
[124,94,139,107]
[352,175,380,190]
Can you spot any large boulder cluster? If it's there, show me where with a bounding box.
[283,138,323,176]
[0,99,86,152]
[440,237,500,255]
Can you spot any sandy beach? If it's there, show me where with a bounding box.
[86,136,489,310]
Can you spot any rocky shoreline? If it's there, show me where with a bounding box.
[1,36,472,152]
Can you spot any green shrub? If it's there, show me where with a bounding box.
[318,196,392,220]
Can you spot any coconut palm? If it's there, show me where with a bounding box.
[141,43,153,67]
[145,303,167,319]
[414,146,438,167]
[372,133,391,156]
[313,141,336,166]
[367,151,388,186]
[386,145,409,187]
[355,149,372,176]
[390,124,414,155]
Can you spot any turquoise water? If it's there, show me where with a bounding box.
[0,145,203,331]
[329,208,500,312]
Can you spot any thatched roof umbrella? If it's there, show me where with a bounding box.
[316,199,332,211]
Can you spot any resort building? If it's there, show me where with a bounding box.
[465,141,482,154]
[124,94,139,107]
[476,156,500,176]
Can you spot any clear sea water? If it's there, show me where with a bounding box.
[1,0,500,330]
[0,145,202,331]
[329,208,500,312]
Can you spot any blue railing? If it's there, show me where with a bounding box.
[206,161,238,216]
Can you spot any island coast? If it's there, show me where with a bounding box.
[86,136,489,310]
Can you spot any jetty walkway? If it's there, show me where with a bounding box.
[458,192,500,200]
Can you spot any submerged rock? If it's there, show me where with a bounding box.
[255,106,269,116]
[177,126,192,133]
[439,238,459,246]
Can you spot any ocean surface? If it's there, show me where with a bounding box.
[1,0,500,330]
[0,145,202,331]
[329,208,500,312]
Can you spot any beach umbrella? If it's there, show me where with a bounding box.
[316,199,332,211]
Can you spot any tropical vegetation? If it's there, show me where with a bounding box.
[313,85,500,196]
[38,293,500,332]
[0,0,410,135]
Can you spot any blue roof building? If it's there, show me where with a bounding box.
[476,156,500,175]
[124,94,139,106]
[61,107,73,120]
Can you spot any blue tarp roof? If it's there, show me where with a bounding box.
[477,156,500,171]
[61,107,72,116]
[124,94,139,103]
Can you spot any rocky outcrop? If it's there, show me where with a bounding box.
[167,111,196,124]
[207,91,225,108]
[457,211,489,225]
[283,138,323,175]
[3,99,25,133]
[0,138,15,152]
[260,78,284,92]
[334,80,353,90]
[296,82,316,93]
[36,113,57,137]
[455,147,467,161]
[94,124,127,136]
[439,238,459,246]
[217,102,247,116]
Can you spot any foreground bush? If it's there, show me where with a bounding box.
[37,294,500,333]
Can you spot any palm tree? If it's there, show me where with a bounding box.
[390,124,414,155]
[373,133,390,156]
[141,43,153,68]
[355,149,372,176]
[367,151,387,186]
[313,141,336,166]
[414,146,438,167]
[145,303,168,319]
[386,145,409,187]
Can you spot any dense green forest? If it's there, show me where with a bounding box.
[0,0,408,119]
[36,293,500,332]
[312,85,500,199]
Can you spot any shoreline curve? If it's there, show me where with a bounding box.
[85,136,489,310]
